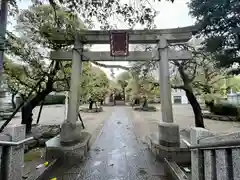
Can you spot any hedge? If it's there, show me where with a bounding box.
[210,103,239,116]
[43,95,65,105]
[16,94,65,106]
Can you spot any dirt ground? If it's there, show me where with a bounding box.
[2,104,240,145]
[129,104,240,143]
[0,105,113,146]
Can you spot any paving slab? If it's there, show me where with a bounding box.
[46,107,167,180]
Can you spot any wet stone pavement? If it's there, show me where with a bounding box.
[47,107,166,180]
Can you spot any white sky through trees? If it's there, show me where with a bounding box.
[7,0,195,79]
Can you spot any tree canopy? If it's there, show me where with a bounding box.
[80,65,109,103]
[189,0,240,74]
[7,0,174,30]
[3,4,110,132]
[6,4,110,103]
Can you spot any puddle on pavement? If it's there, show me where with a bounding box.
[138,168,148,175]
[120,141,126,147]
[93,147,101,152]
[125,151,133,156]
[108,149,119,154]
[93,161,102,166]
[93,147,102,154]
[92,169,100,174]
[109,153,123,159]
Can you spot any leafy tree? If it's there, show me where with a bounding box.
[170,47,227,127]
[4,4,84,133]
[170,52,205,128]
[3,57,29,108]
[189,0,240,74]
[116,71,131,102]
[128,45,228,128]
[115,70,159,107]
[228,77,240,93]
[191,52,232,102]
[81,65,109,109]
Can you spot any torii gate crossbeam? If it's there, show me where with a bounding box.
[50,50,192,62]
[49,25,197,44]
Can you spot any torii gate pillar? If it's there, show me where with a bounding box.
[157,37,180,147]
[60,36,83,144]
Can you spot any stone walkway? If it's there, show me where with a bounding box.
[47,107,166,180]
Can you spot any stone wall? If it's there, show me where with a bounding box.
[0,125,26,180]
[191,128,240,180]
[0,124,60,180]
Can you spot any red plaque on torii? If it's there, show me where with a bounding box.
[110,31,129,57]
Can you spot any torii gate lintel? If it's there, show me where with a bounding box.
[50,25,197,44]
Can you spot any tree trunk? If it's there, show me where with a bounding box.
[185,88,205,128]
[21,78,55,133]
[142,97,148,108]
[11,93,16,109]
[36,101,44,124]
[21,88,52,133]
[113,94,116,105]
[95,102,98,109]
[177,64,205,128]
[122,88,125,102]
[89,100,94,110]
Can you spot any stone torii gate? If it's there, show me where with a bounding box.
[48,26,195,161]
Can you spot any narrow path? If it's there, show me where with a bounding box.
[48,107,166,180]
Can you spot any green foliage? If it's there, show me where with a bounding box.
[80,64,109,103]
[3,57,32,98]
[210,103,239,116]
[189,0,240,74]
[16,4,85,49]
[5,4,82,99]
[125,73,159,100]
[116,71,131,82]
[116,71,131,98]
[227,77,240,93]
[4,4,87,102]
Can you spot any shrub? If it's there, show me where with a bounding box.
[16,94,65,106]
[134,106,157,112]
[43,95,65,105]
[210,103,239,116]
[205,100,214,108]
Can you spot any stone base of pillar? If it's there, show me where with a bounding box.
[45,120,91,164]
[147,123,191,165]
[60,120,82,145]
[158,122,180,147]
[45,132,91,165]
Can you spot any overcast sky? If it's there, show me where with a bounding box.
[8,0,195,79]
